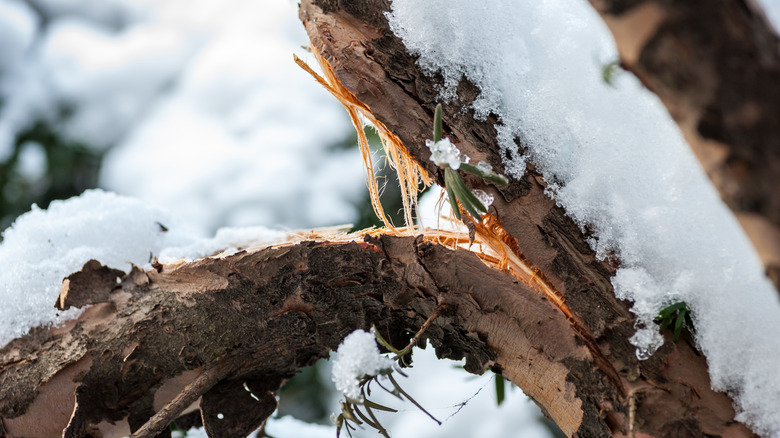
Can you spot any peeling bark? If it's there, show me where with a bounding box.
[589,0,780,294]
[0,1,766,437]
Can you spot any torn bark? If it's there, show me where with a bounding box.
[588,0,780,293]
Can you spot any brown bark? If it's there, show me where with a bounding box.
[0,1,764,437]
[588,0,780,293]
[0,236,600,437]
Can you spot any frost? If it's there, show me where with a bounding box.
[473,189,494,209]
[426,138,461,170]
[331,329,394,401]
[475,161,493,175]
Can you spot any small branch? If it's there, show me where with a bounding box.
[130,358,238,438]
[396,305,444,358]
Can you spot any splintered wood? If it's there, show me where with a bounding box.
[294,50,432,232]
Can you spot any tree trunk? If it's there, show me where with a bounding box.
[588,0,780,294]
[0,1,763,437]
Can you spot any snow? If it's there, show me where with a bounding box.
[387,0,780,435]
[0,0,38,160]
[158,225,285,263]
[472,189,494,210]
[38,18,193,148]
[330,329,394,401]
[0,189,284,347]
[175,345,554,438]
[0,189,177,346]
[2,0,778,436]
[172,415,333,438]
[265,415,334,438]
[15,141,47,180]
[426,138,462,170]
[475,161,493,175]
[0,0,37,71]
[95,1,365,233]
[0,0,553,436]
[758,0,780,32]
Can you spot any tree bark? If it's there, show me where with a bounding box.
[588,0,780,293]
[0,1,763,437]
[0,236,606,437]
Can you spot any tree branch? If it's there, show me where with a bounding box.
[0,235,589,437]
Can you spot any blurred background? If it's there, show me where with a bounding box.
[0,0,558,436]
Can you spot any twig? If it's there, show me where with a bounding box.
[395,305,444,358]
[130,358,238,438]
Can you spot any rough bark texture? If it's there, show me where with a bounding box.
[0,1,766,437]
[588,0,780,293]
[2,236,595,437]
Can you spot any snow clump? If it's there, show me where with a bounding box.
[331,329,395,401]
[426,138,461,169]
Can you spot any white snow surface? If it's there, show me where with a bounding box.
[331,329,394,401]
[264,415,334,438]
[176,345,553,438]
[388,0,780,435]
[758,0,780,32]
[0,189,284,347]
[3,0,780,436]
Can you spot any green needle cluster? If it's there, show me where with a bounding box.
[655,302,695,342]
[430,104,508,221]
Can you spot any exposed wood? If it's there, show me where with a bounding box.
[589,0,780,293]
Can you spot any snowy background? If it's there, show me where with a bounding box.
[1,0,780,436]
[0,0,365,234]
